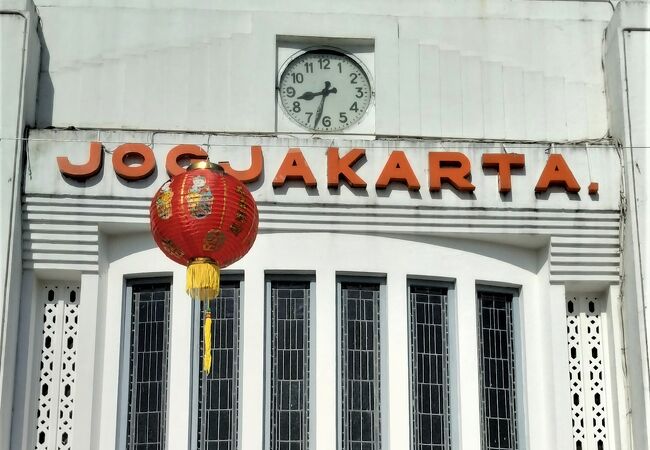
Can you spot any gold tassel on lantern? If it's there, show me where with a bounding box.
[187,258,220,374]
[186,257,221,301]
[203,309,213,374]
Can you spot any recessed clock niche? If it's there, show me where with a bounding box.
[276,37,375,137]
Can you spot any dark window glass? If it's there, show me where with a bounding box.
[126,281,171,450]
[478,291,518,450]
[410,285,450,450]
[270,281,311,450]
[197,281,241,450]
[340,282,381,450]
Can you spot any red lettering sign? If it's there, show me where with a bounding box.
[272,148,317,188]
[376,151,420,191]
[220,146,264,183]
[57,141,103,180]
[113,143,156,181]
[429,152,475,192]
[481,153,525,193]
[166,144,208,177]
[327,147,366,188]
[55,141,597,198]
[535,154,580,193]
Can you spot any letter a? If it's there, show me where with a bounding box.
[535,154,580,193]
[273,148,317,187]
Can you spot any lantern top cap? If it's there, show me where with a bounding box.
[187,160,224,172]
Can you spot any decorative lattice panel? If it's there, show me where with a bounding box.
[35,283,80,450]
[566,296,608,450]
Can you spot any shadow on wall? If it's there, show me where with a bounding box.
[36,22,54,127]
[386,231,548,275]
[260,229,548,276]
[105,231,157,264]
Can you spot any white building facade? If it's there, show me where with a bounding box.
[1,1,649,450]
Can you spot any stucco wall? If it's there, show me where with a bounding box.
[10,128,623,448]
[4,0,643,449]
[33,0,612,140]
[604,3,650,448]
[0,2,40,449]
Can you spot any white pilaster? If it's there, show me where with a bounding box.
[72,273,99,450]
[606,284,631,450]
[166,267,194,449]
[455,276,480,450]
[314,268,336,450]
[239,268,265,450]
[9,270,38,450]
[384,272,410,450]
[548,283,572,448]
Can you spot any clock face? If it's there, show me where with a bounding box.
[278,50,372,132]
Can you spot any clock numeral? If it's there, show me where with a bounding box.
[286,87,296,98]
[305,112,313,123]
[349,73,358,84]
[339,112,348,123]
[293,101,301,113]
[318,58,330,70]
[291,73,304,83]
[304,62,313,73]
[338,62,342,73]
[322,116,332,127]
[350,102,359,112]
[355,87,364,98]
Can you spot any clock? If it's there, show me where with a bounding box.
[278,49,373,132]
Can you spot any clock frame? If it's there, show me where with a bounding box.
[277,48,374,133]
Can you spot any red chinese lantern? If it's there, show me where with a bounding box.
[149,160,258,373]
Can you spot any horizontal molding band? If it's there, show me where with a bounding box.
[24,242,99,253]
[550,247,619,256]
[23,261,99,273]
[22,213,620,236]
[550,274,619,283]
[24,232,99,243]
[21,194,621,282]
[24,194,620,216]
[23,222,99,233]
[550,256,620,265]
[24,252,98,263]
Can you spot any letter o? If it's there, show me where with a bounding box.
[112,143,156,181]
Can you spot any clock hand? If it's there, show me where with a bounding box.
[313,81,338,128]
[298,81,338,101]
[314,95,326,127]
[298,91,321,101]
[321,81,337,96]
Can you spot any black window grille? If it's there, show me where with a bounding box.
[197,281,241,450]
[409,285,451,450]
[126,281,171,450]
[477,291,518,450]
[269,281,311,450]
[340,282,381,450]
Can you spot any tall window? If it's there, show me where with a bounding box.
[125,280,171,450]
[409,284,451,450]
[340,281,381,450]
[477,290,518,450]
[197,280,241,450]
[268,280,311,450]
